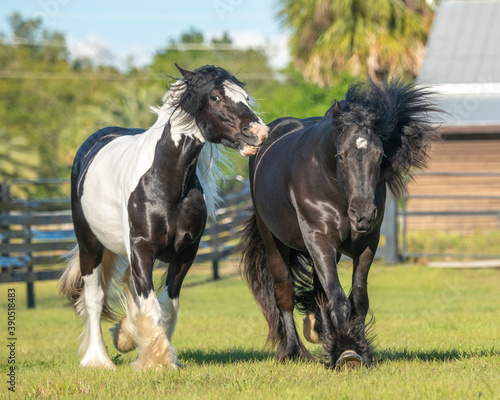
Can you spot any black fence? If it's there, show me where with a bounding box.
[8,173,497,308]
[400,171,500,260]
[0,178,252,308]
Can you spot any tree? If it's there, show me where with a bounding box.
[0,13,121,179]
[278,0,434,87]
[0,129,37,181]
[59,81,159,169]
[150,28,273,80]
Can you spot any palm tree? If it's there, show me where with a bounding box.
[278,0,434,87]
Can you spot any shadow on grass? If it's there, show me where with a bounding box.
[178,348,274,365]
[377,347,499,363]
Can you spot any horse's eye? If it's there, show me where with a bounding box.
[378,154,385,163]
[336,153,345,161]
[211,95,221,103]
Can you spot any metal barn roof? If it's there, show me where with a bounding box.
[418,0,500,131]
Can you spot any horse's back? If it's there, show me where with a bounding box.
[71,127,147,255]
[266,117,322,141]
[72,127,145,179]
[251,116,323,172]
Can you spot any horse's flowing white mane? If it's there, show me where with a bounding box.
[149,79,228,220]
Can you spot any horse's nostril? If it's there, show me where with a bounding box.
[242,126,252,137]
[348,208,359,221]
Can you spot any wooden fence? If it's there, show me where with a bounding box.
[0,178,252,308]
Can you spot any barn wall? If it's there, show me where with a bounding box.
[405,139,500,232]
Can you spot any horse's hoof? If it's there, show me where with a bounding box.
[110,317,137,353]
[335,350,365,370]
[303,313,321,344]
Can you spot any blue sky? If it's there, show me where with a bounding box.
[0,0,290,68]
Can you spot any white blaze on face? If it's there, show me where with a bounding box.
[356,137,368,149]
[223,81,250,106]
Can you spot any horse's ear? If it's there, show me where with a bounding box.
[175,64,194,79]
[325,100,343,118]
[332,100,343,116]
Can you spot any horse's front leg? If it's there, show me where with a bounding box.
[156,242,200,368]
[349,238,378,321]
[306,234,350,327]
[127,242,177,369]
[306,232,371,368]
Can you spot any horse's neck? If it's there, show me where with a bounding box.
[151,128,204,186]
[149,104,205,146]
[314,119,340,171]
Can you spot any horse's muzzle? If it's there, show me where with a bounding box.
[348,205,377,232]
[239,123,269,156]
[246,123,269,143]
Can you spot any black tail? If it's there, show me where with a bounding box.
[239,211,282,349]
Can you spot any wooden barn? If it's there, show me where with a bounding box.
[405,0,500,236]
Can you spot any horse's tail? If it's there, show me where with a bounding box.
[59,245,118,321]
[239,211,282,348]
[59,245,85,317]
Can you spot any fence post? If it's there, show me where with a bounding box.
[383,190,400,264]
[0,181,10,273]
[26,198,35,308]
[211,216,220,280]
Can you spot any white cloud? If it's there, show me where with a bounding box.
[67,35,115,65]
[66,31,290,71]
[209,29,290,69]
[266,34,291,70]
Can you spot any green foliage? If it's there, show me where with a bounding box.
[0,13,121,179]
[150,28,272,79]
[0,129,37,180]
[278,0,434,86]
[0,13,359,182]
[1,263,499,399]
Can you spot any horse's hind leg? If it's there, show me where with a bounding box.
[110,265,137,353]
[255,215,313,361]
[78,248,115,368]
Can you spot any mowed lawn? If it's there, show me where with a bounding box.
[1,261,499,399]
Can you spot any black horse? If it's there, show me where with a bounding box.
[59,65,268,369]
[241,79,439,368]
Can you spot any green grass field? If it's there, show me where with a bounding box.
[1,261,499,399]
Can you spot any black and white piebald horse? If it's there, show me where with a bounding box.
[59,65,268,369]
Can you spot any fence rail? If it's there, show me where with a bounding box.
[0,178,252,307]
[7,171,497,307]
[400,171,500,259]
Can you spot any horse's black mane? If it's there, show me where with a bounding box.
[336,79,441,197]
[175,65,246,116]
